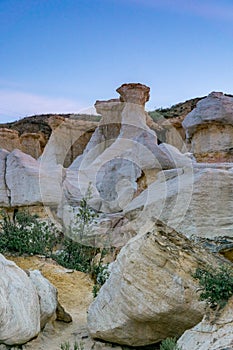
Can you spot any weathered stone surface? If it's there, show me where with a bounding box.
[6,149,63,207]
[0,254,40,345]
[29,270,58,329]
[43,116,97,168]
[20,132,45,159]
[183,92,233,162]
[190,124,233,162]
[177,297,233,350]
[124,165,233,240]
[87,222,221,346]
[0,149,9,207]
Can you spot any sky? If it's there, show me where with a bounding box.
[1,0,233,123]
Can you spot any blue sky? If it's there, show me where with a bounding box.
[1,0,233,122]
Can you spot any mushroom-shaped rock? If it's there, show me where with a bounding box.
[117,83,150,105]
[182,92,233,162]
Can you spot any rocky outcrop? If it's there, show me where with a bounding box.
[183,92,233,162]
[177,297,233,350]
[0,254,40,345]
[87,222,222,346]
[124,165,233,240]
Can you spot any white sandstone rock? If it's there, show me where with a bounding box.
[0,254,40,345]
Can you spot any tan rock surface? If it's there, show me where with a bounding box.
[0,128,21,152]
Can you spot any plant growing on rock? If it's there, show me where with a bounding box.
[193,264,233,309]
[160,337,182,350]
[91,252,110,297]
[72,184,99,241]
[60,340,84,350]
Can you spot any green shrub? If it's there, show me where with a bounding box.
[160,337,182,350]
[60,340,84,350]
[53,237,98,273]
[193,264,233,309]
[0,210,59,256]
[91,261,110,297]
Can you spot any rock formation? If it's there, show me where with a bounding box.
[65,83,192,215]
[183,92,233,162]
[87,222,222,346]
[124,165,233,240]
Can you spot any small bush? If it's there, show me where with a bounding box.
[53,237,98,273]
[193,264,233,309]
[0,210,59,256]
[72,184,99,240]
[91,261,110,297]
[160,337,182,350]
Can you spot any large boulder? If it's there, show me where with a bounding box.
[0,254,40,345]
[29,270,58,329]
[87,222,221,346]
[124,165,233,240]
[183,92,233,162]
[177,297,233,350]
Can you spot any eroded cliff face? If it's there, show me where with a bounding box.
[0,114,98,167]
